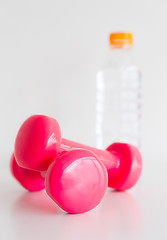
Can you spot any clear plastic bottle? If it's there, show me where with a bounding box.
[96,32,142,149]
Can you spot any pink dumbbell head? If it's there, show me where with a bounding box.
[106,143,142,190]
[14,115,61,171]
[10,154,45,191]
[45,149,108,213]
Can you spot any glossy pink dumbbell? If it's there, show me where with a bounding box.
[14,115,142,191]
[59,139,142,191]
[11,149,107,213]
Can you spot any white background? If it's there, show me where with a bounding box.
[1,0,167,167]
[1,0,167,239]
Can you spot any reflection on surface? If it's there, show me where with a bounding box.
[13,190,61,215]
[97,190,142,239]
[12,189,141,240]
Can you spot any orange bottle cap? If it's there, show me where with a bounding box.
[109,32,133,48]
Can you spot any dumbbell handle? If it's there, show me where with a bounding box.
[59,138,119,173]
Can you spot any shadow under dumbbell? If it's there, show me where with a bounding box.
[12,190,63,215]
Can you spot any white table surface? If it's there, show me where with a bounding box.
[1,159,167,240]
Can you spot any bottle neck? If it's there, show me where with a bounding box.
[104,45,133,69]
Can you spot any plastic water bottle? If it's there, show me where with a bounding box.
[96,32,142,149]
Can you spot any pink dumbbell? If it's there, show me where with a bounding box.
[11,149,107,213]
[59,139,142,191]
[14,115,142,191]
